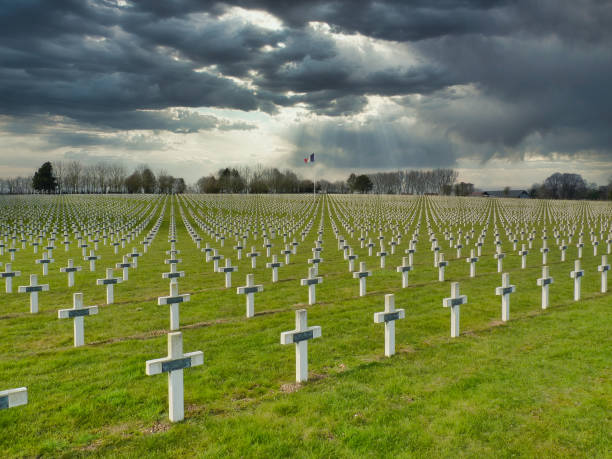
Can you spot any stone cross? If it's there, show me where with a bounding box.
[263,239,273,257]
[280,309,321,383]
[559,241,567,262]
[300,267,323,305]
[210,249,224,272]
[376,246,388,268]
[115,255,133,281]
[569,260,584,301]
[494,247,505,273]
[58,292,98,346]
[592,240,598,257]
[237,274,263,318]
[367,238,375,256]
[202,243,213,262]
[1,263,21,293]
[456,242,463,258]
[128,247,142,268]
[281,245,292,265]
[0,387,27,410]
[217,259,237,288]
[158,282,191,330]
[405,244,416,266]
[247,246,260,268]
[536,266,554,309]
[60,259,82,287]
[233,243,243,260]
[8,245,18,261]
[437,253,448,282]
[96,268,122,304]
[84,249,100,272]
[307,257,323,276]
[597,255,609,293]
[145,331,203,422]
[352,261,372,296]
[266,254,283,283]
[35,251,54,276]
[17,274,49,313]
[576,240,584,259]
[396,256,412,288]
[540,245,549,265]
[518,244,529,269]
[495,273,516,322]
[373,294,405,357]
[442,282,467,338]
[465,249,479,278]
[347,247,358,272]
[162,262,185,284]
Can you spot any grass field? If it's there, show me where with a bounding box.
[0,194,610,457]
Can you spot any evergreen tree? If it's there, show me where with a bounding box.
[32,162,57,193]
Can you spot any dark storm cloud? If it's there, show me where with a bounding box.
[0,0,611,164]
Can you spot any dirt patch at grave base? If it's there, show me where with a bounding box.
[489,320,505,327]
[144,420,171,435]
[79,438,104,452]
[280,382,302,393]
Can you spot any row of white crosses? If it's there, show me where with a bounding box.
[146,226,203,423]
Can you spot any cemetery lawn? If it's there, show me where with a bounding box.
[0,195,610,457]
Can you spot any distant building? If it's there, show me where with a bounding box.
[482,190,530,198]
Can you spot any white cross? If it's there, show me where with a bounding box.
[376,246,388,268]
[576,240,584,259]
[559,241,567,262]
[202,243,213,262]
[58,292,99,347]
[495,273,516,322]
[266,254,283,283]
[465,249,479,278]
[60,259,82,287]
[158,282,190,330]
[494,248,505,273]
[84,250,100,272]
[442,282,467,338]
[300,267,323,305]
[35,251,54,276]
[536,266,554,309]
[352,261,372,297]
[145,331,203,422]
[597,255,609,293]
[1,263,21,293]
[237,274,263,318]
[373,294,405,357]
[347,247,358,272]
[280,309,321,383]
[281,245,292,265]
[518,245,529,269]
[162,261,184,284]
[437,253,448,282]
[210,249,224,272]
[115,255,133,281]
[569,260,584,301]
[128,247,142,268]
[307,257,323,276]
[247,246,260,268]
[217,259,237,288]
[96,268,122,304]
[396,256,412,288]
[17,274,49,313]
[0,387,27,410]
[405,245,416,267]
[233,243,243,260]
[540,246,549,265]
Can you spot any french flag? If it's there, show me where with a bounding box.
[304,153,315,163]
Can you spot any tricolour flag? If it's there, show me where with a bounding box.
[304,153,315,163]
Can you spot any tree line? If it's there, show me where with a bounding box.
[2,160,610,200]
[529,173,611,200]
[0,161,187,194]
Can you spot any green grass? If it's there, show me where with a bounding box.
[0,194,610,457]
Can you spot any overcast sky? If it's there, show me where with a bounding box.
[1,0,611,188]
